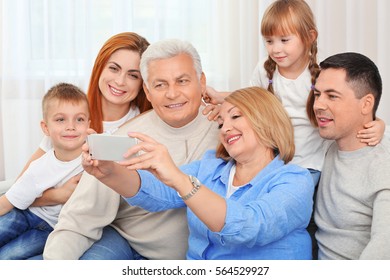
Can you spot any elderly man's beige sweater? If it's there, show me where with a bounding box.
[43,108,219,260]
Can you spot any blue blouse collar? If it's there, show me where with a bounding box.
[215,155,285,187]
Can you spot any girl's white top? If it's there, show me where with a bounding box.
[250,58,331,171]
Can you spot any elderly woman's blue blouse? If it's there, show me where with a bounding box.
[126,150,314,260]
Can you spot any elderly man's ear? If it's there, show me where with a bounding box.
[200,72,207,93]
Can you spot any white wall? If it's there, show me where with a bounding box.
[0,2,4,181]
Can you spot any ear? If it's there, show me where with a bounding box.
[309,29,318,43]
[361,93,375,116]
[200,72,207,95]
[40,120,50,136]
[143,82,152,102]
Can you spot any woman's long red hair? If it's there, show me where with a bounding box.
[87,32,152,133]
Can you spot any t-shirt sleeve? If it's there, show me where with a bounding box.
[5,171,41,209]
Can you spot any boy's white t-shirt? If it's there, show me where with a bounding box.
[5,149,83,228]
[39,106,140,152]
[250,57,331,171]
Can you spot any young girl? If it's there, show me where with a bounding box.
[205,0,385,186]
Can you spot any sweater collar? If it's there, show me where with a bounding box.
[151,107,214,139]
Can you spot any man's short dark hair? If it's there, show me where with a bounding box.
[319,52,382,118]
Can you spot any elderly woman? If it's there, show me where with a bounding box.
[82,86,314,259]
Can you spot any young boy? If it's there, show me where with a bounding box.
[0,83,90,259]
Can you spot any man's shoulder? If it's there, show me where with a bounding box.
[366,138,390,188]
[324,141,337,156]
[372,137,390,163]
[353,138,390,181]
[379,136,390,153]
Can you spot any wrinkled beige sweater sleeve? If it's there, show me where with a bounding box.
[43,171,121,259]
[44,109,219,259]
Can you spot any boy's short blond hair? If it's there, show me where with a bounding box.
[42,83,89,120]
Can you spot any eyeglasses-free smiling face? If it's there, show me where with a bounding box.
[263,33,309,78]
[143,53,205,128]
[41,100,90,161]
[313,68,368,150]
[217,101,266,163]
[98,49,143,113]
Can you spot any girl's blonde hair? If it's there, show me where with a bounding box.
[261,0,320,100]
[216,87,295,164]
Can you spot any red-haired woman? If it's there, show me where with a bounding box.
[19,32,152,206]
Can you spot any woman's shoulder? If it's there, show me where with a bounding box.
[194,150,225,170]
[181,150,228,177]
[278,163,313,187]
[264,157,312,184]
[280,162,310,175]
[201,149,217,159]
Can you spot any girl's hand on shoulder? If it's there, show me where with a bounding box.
[357,118,385,146]
[202,103,220,121]
[203,86,228,105]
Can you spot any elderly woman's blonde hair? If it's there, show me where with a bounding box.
[216,86,295,163]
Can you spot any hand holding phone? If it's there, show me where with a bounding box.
[87,134,137,161]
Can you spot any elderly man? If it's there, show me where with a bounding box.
[43,39,219,260]
[312,52,390,260]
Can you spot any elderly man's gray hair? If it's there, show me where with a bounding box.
[140,38,203,88]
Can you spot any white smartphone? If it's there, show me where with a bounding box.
[87,134,138,161]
